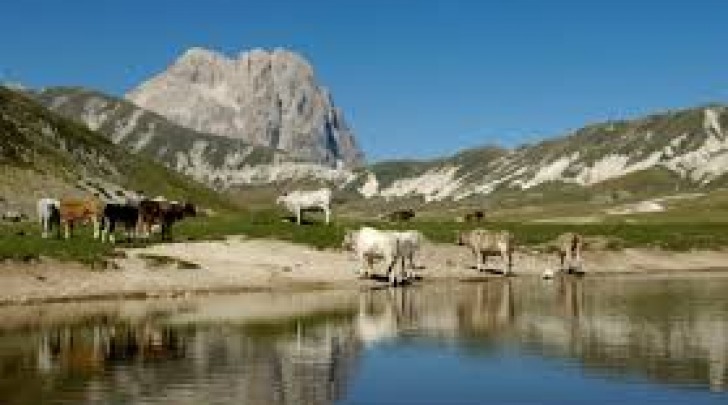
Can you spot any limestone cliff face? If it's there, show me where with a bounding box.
[126,48,364,168]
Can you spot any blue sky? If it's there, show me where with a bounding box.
[2,0,727,161]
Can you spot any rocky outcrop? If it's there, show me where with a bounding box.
[126,48,364,168]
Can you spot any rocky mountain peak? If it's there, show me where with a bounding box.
[126,47,364,168]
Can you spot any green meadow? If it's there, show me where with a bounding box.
[3,202,728,267]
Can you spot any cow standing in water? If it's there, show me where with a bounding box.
[342,227,423,286]
[276,188,332,225]
[542,233,585,279]
[456,229,514,275]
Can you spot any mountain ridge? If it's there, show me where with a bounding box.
[0,86,229,214]
[350,103,728,202]
[125,47,364,168]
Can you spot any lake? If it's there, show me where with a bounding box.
[0,274,726,404]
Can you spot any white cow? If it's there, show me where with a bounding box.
[37,198,60,238]
[276,188,332,225]
[342,227,405,285]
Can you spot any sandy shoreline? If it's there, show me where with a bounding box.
[2,236,728,305]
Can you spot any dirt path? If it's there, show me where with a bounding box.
[1,236,728,304]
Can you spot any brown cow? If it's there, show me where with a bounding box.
[137,199,196,241]
[59,198,103,239]
[386,209,415,222]
[464,210,485,223]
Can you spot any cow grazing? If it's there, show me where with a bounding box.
[37,198,60,238]
[137,199,195,241]
[342,227,405,285]
[59,198,103,239]
[386,209,415,222]
[100,203,140,243]
[456,229,514,275]
[276,188,332,225]
[464,210,485,223]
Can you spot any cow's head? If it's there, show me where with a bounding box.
[341,229,358,251]
[182,202,197,217]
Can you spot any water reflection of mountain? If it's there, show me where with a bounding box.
[0,277,726,403]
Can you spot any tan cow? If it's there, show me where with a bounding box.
[59,198,103,239]
[456,229,514,275]
[541,233,585,279]
[556,232,583,273]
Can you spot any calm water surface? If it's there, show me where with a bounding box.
[0,275,726,404]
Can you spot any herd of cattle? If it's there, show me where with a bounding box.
[342,226,584,286]
[275,188,584,284]
[27,187,583,285]
[36,195,196,242]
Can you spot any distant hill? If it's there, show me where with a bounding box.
[31,83,728,214]
[347,104,728,204]
[0,86,229,215]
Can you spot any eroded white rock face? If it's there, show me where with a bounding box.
[126,47,364,168]
[356,107,728,201]
[175,161,355,189]
[378,166,462,202]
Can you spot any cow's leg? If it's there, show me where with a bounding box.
[505,250,513,276]
[574,249,582,273]
[100,218,107,243]
[407,253,416,279]
[406,253,413,279]
[92,217,100,240]
[161,222,169,241]
[106,219,116,244]
[63,221,71,240]
[388,255,398,286]
[125,221,135,242]
[358,252,370,278]
[325,207,330,225]
[41,217,48,239]
[559,252,566,272]
[399,254,407,283]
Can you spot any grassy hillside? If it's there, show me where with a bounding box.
[0,86,232,212]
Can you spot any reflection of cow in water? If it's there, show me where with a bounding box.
[355,286,460,344]
[456,280,514,334]
[38,323,187,374]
